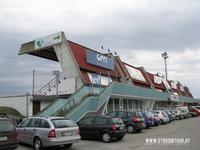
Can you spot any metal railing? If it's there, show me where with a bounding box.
[35,72,64,95]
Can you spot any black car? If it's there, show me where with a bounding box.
[78,115,126,143]
[0,117,18,150]
[107,111,144,133]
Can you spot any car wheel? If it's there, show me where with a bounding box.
[102,132,111,143]
[34,137,43,150]
[127,125,135,133]
[64,144,73,148]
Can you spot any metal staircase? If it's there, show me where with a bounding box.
[37,85,102,117]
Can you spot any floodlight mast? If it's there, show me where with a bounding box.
[161,52,169,80]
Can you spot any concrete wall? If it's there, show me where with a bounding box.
[54,41,83,91]
[0,94,33,117]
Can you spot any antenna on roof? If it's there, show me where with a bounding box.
[108,49,110,53]
[114,52,117,56]
[101,45,104,50]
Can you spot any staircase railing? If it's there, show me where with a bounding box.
[67,82,115,122]
[52,86,102,116]
[35,72,64,95]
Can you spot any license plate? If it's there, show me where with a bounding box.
[119,126,124,130]
[0,136,7,141]
[62,131,74,136]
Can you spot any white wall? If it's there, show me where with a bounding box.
[46,78,76,95]
[0,94,33,117]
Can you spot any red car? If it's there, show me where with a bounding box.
[189,106,200,116]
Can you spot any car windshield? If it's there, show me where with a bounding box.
[0,120,14,132]
[51,119,77,128]
[112,118,123,125]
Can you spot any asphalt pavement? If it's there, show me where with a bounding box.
[17,117,200,150]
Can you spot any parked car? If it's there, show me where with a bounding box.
[0,116,18,150]
[141,112,154,128]
[190,112,198,117]
[151,110,169,124]
[172,109,182,120]
[150,112,161,126]
[164,110,173,122]
[78,115,126,143]
[0,113,17,126]
[188,106,200,116]
[169,110,176,120]
[176,107,190,119]
[107,111,144,133]
[17,116,80,150]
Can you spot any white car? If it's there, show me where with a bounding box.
[152,111,169,124]
[172,109,182,119]
[176,107,190,118]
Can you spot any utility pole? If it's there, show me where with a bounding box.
[32,69,35,95]
[161,52,169,80]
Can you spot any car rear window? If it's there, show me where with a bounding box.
[0,120,14,132]
[112,118,123,125]
[51,119,77,128]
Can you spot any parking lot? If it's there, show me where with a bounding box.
[17,117,200,150]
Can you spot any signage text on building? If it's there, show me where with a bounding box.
[87,50,114,70]
[34,32,63,50]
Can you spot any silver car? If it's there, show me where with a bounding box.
[17,116,80,150]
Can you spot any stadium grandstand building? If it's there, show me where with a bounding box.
[17,31,199,122]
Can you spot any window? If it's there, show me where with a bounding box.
[51,119,77,128]
[107,112,116,117]
[107,99,113,113]
[123,99,128,110]
[117,112,127,118]
[112,118,123,125]
[128,100,133,110]
[114,99,119,111]
[0,120,14,132]
[40,119,50,128]
[20,119,30,128]
[94,117,107,125]
[28,119,41,127]
[79,117,94,126]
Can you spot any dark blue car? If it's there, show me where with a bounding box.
[164,110,173,122]
[140,112,154,128]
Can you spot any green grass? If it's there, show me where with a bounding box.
[0,106,24,118]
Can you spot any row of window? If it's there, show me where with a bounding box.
[107,98,144,113]
[20,118,50,128]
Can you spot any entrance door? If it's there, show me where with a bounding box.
[33,101,41,115]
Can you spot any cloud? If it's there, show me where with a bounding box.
[0,0,200,98]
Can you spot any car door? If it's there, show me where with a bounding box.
[78,117,94,138]
[92,117,108,139]
[17,118,31,144]
[26,118,41,145]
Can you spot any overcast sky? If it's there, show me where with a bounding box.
[0,0,200,98]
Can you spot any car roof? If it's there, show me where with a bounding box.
[83,115,116,119]
[0,117,10,121]
[24,116,67,120]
